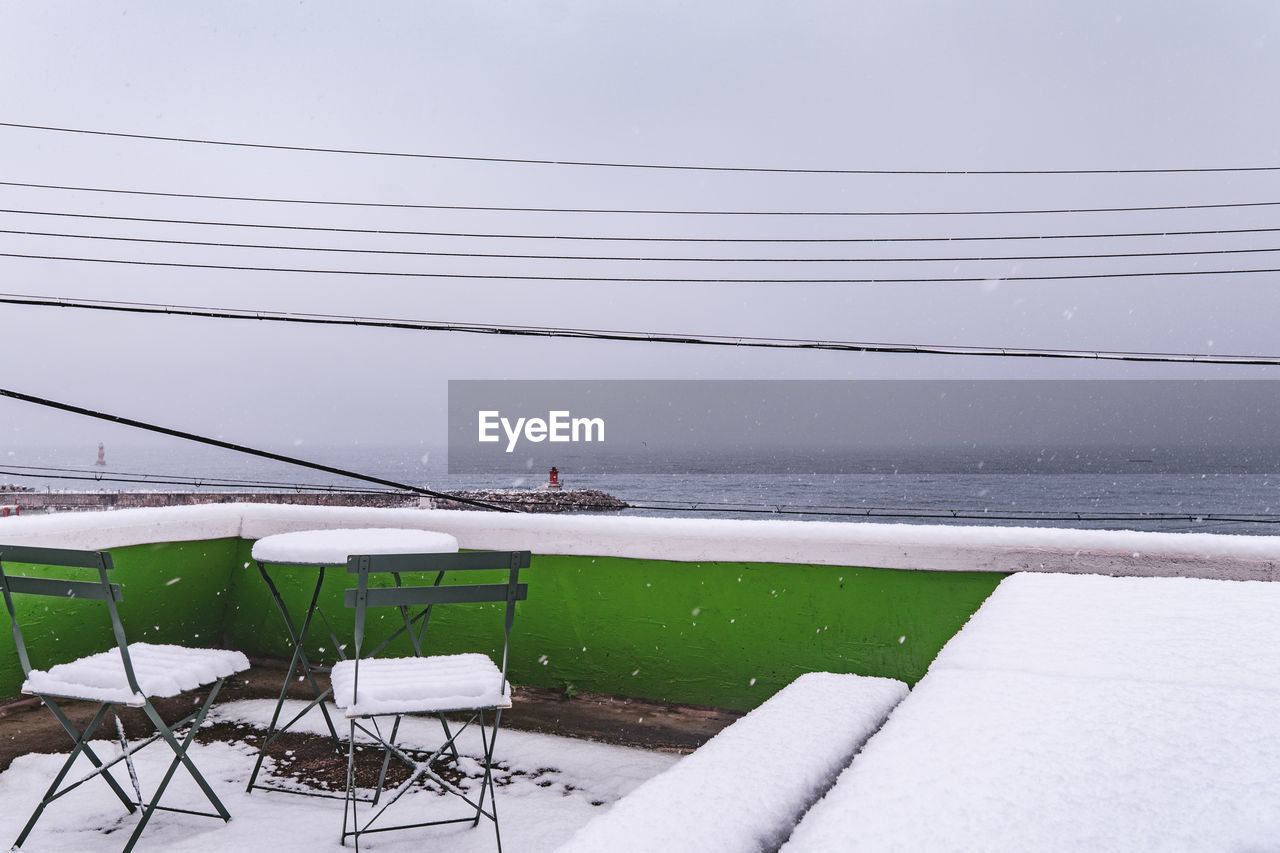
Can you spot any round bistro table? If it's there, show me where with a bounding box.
[244,527,458,796]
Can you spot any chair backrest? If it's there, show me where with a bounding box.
[0,544,139,694]
[343,550,530,694]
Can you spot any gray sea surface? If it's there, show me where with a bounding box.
[2,443,1278,536]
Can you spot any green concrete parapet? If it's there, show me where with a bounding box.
[4,503,1279,708]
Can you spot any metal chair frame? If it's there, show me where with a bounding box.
[247,558,469,799]
[0,544,235,853]
[339,549,529,851]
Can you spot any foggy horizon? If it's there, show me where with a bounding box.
[2,1,1279,460]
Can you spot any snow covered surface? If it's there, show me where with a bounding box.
[1,503,1279,578]
[781,573,1280,852]
[22,643,250,706]
[0,699,676,853]
[250,527,458,564]
[556,671,907,853]
[331,653,510,717]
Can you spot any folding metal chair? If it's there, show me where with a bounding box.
[334,549,530,851]
[0,545,250,852]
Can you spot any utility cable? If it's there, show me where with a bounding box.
[3,179,1279,217]
[6,205,1280,244]
[4,250,1280,283]
[629,495,1280,514]
[0,467,410,493]
[4,122,1278,175]
[0,386,516,512]
[3,293,1278,365]
[619,501,1280,523]
[0,463,407,493]
[6,226,1280,264]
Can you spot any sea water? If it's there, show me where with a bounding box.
[2,443,1278,535]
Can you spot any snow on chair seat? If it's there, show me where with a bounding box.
[331,653,511,718]
[22,643,250,707]
[555,671,908,853]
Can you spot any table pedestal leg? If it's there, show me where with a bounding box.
[247,562,342,793]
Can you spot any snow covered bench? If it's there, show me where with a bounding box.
[555,671,908,853]
[779,573,1280,851]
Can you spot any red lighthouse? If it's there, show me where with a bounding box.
[548,467,561,489]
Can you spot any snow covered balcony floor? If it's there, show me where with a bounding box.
[0,658,728,852]
[0,695,681,853]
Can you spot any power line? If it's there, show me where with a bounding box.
[0,463,406,493]
[4,293,1278,365]
[4,250,1280,283]
[630,495,1280,515]
[620,501,1280,524]
[7,226,1280,265]
[0,467,410,494]
[4,121,1278,175]
[4,179,1280,217]
[0,386,516,512]
[6,205,1280,245]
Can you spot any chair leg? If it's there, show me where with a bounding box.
[438,712,460,762]
[113,709,144,806]
[141,679,231,818]
[478,709,504,853]
[41,697,137,812]
[342,718,357,849]
[340,710,506,851]
[124,681,231,853]
[371,715,403,807]
[123,732,188,853]
[472,709,487,827]
[14,702,119,849]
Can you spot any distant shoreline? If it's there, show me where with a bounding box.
[0,488,627,514]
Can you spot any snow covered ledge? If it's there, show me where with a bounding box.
[0,503,1278,581]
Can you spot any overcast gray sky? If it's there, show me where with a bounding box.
[1,1,1278,452]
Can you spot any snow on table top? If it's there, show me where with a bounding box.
[250,527,458,564]
[331,653,509,717]
[22,643,250,707]
[781,573,1280,852]
[557,672,907,853]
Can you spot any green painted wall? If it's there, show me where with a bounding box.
[0,539,240,699]
[222,549,1005,711]
[1,537,1003,710]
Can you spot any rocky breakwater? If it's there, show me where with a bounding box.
[432,488,628,513]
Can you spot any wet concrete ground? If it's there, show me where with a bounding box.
[0,656,742,773]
